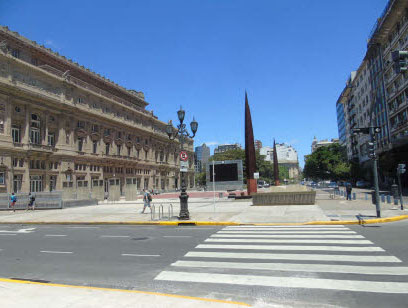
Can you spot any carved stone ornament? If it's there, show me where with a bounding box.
[115,138,123,146]
[75,128,87,138]
[90,132,100,141]
[143,144,150,151]
[125,140,133,148]
[103,135,113,144]
[135,143,142,150]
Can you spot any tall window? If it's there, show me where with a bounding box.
[11,125,20,143]
[30,175,43,192]
[93,141,98,154]
[127,147,131,156]
[50,175,57,192]
[0,172,4,185]
[47,133,55,147]
[12,49,20,58]
[13,175,22,193]
[30,114,41,144]
[105,143,110,155]
[77,121,85,129]
[145,150,148,160]
[78,138,84,152]
[117,145,121,156]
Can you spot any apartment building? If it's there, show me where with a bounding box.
[337,0,408,186]
[0,26,195,200]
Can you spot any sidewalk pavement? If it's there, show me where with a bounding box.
[0,189,406,225]
[0,278,251,308]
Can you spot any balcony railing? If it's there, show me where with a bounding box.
[38,64,150,115]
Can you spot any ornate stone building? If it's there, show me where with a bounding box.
[0,26,194,200]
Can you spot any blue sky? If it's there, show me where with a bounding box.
[1,0,387,167]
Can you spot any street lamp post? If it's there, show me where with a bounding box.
[166,106,198,220]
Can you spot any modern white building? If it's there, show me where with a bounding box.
[260,143,299,179]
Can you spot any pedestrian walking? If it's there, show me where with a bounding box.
[10,193,17,212]
[27,192,36,211]
[346,183,352,201]
[141,189,152,213]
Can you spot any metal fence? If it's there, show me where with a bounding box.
[0,191,98,210]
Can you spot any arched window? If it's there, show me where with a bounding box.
[30,114,41,144]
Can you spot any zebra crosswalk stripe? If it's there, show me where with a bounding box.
[211,234,365,238]
[155,271,408,294]
[217,230,357,234]
[205,238,374,244]
[195,244,384,252]
[184,251,401,262]
[171,260,408,275]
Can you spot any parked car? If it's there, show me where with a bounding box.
[310,181,317,188]
[328,182,338,189]
[356,180,370,188]
[263,183,270,188]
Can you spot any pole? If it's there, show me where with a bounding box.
[370,127,381,218]
[397,172,404,210]
[213,161,215,215]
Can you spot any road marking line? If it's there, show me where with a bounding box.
[121,254,160,257]
[171,260,408,275]
[211,234,365,238]
[223,227,349,231]
[40,250,73,254]
[185,251,401,262]
[217,231,357,234]
[45,235,67,237]
[163,236,192,238]
[0,277,250,307]
[196,244,384,252]
[154,271,408,293]
[205,238,374,244]
[100,235,130,238]
[0,234,17,236]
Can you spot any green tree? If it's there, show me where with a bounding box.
[195,172,206,187]
[303,144,350,181]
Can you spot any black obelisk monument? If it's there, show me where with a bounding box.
[245,92,257,195]
[273,139,280,186]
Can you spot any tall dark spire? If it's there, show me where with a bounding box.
[245,91,257,195]
[273,139,280,186]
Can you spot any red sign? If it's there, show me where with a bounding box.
[179,151,188,161]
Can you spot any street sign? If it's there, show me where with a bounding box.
[179,151,188,161]
[254,172,259,179]
[180,160,188,172]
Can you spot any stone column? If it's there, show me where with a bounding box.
[22,105,30,145]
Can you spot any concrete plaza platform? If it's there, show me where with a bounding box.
[0,188,406,225]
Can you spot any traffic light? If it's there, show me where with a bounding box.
[391,50,408,74]
[368,142,376,159]
[352,128,370,135]
[398,164,406,174]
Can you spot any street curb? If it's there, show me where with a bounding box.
[0,277,250,307]
[1,215,408,226]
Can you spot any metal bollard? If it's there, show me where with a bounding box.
[394,197,399,205]
[365,193,368,200]
[386,195,391,204]
[381,194,385,203]
[352,193,356,200]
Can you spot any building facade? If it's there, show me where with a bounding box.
[311,137,339,153]
[0,26,195,200]
[214,143,241,154]
[260,143,299,179]
[337,0,408,187]
[194,143,210,173]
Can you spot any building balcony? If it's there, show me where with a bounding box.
[27,143,56,153]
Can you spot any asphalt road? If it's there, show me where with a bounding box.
[0,222,408,307]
